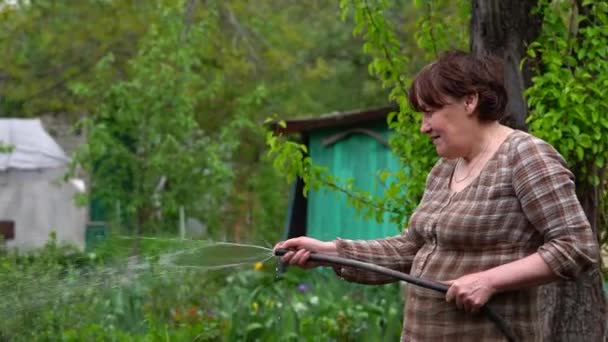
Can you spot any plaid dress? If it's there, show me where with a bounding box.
[334,130,598,341]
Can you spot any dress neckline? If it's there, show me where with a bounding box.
[447,130,519,195]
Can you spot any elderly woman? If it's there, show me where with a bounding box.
[275,50,599,341]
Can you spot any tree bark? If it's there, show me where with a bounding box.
[539,177,606,341]
[471,1,606,341]
[538,177,606,342]
[470,0,541,131]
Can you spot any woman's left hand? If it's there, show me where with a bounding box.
[445,272,496,313]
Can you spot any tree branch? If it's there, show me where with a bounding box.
[181,0,198,41]
[320,177,403,216]
[362,0,409,97]
[220,3,262,73]
[425,1,439,58]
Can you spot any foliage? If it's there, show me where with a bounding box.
[0,239,403,341]
[526,0,608,244]
[354,0,469,221]
[527,0,608,185]
[0,0,156,116]
[267,0,469,227]
[412,0,470,61]
[0,141,14,153]
[0,0,397,243]
[0,235,99,339]
[71,4,247,235]
[231,1,388,116]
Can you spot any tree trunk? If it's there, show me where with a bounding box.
[471,1,606,341]
[539,177,606,341]
[470,0,541,131]
[538,178,605,341]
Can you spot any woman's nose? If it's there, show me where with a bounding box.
[420,117,431,134]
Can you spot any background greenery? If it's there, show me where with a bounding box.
[0,0,606,340]
[0,238,403,341]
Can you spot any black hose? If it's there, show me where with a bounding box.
[274,248,517,342]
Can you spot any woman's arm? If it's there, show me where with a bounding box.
[484,253,556,291]
[512,139,598,280]
[446,136,599,312]
[445,253,556,312]
[333,228,424,284]
[276,227,424,285]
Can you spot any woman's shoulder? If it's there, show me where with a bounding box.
[507,129,546,147]
[505,130,570,177]
[505,130,564,161]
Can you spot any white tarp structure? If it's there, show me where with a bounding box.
[0,118,86,249]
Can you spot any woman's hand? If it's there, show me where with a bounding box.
[445,253,557,313]
[274,236,337,269]
[445,271,496,313]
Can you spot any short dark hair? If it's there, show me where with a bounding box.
[408,50,507,122]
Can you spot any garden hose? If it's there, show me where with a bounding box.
[274,248,517,342]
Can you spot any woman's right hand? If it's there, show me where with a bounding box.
[273,236,338,269]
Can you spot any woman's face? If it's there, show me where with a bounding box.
[419,95,477,159]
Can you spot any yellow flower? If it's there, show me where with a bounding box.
[170,308,182,322]
[253,262,264,271]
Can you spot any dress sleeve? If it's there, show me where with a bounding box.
[512,137,599,279]
[332,227,424,285]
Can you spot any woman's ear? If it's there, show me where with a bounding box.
[464,93,479,115]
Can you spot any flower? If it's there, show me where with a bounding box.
[293,301,308,313]
[170,308,182,322]
[171,306,201,322]
[297,283,311,293]
[186,306,200,319]
[253,262,264,271]
[206,310,217,319]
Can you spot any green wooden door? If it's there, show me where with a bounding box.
[306,123,403,241]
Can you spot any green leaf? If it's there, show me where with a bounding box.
[245,323,263,332]
[578,133,592,148]
[594,155,605,168]
[576,146,584,161]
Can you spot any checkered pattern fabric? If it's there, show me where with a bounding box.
[334,130,598,341]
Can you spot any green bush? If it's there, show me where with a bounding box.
[0,240,403,341]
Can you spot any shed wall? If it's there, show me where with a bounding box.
[306,123,403,241]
